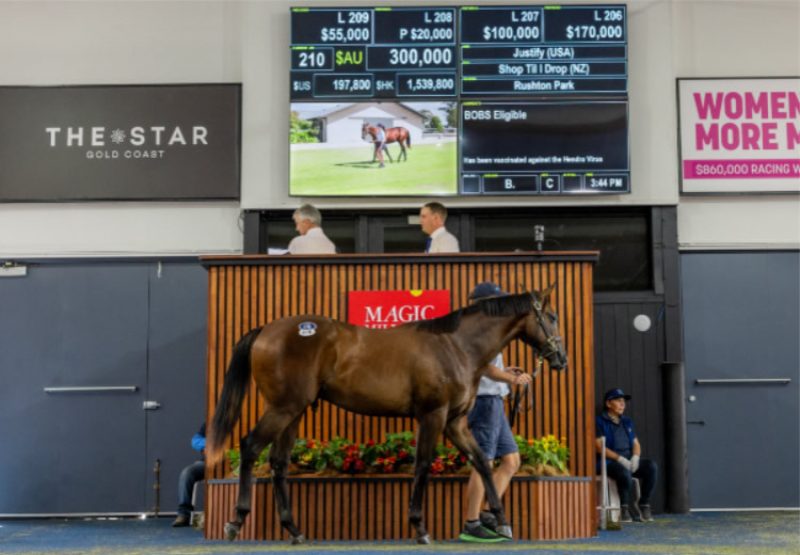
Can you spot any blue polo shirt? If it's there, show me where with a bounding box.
[596,412,636,464]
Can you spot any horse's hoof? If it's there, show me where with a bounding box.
[291,534,306,545]
[223,522,240,541]
[416,534,432,545]
[496,525,513,539]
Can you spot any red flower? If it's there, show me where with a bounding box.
[366,439,376,447]
[410,439,417,447]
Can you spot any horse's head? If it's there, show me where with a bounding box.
[520,284,568,370]
[361,122,373,142]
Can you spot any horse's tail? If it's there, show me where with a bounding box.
[406,129,411,148]
[206,326,263,465]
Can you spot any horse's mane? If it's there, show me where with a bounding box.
[412,292,535,334]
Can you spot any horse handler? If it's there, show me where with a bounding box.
[460,282,534,543]
[373,123,386,168]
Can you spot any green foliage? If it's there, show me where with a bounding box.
[515,434,570,473]
[445,101,458,128]
[225,431,570,477]
[226,445,270,477]
[291,437,353,473]
[290,142,457,196]
[290,111,320,144]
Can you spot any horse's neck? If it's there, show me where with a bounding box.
[456,312,524,367]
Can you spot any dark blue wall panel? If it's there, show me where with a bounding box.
[682,251,799,508]
[0,260,206,514]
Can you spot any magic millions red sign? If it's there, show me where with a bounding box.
[348,290,451,329]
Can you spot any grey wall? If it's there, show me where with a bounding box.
[681,251,800,508]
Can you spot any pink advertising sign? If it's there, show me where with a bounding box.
[678,78,800,194]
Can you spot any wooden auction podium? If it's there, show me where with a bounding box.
[201,252,598,541]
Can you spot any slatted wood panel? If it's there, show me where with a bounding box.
[203,253,596,480]
[205,476,593,541]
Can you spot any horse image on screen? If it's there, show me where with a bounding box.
[361,122,411,164]
[290,101,457,196]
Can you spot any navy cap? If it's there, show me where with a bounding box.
[469,281,507,301]
[604,388,632,402]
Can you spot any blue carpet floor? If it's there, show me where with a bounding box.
[0,511,798,555]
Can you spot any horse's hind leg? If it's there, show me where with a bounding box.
[269,418,305,544]
[408,408,447,544]
[225,410,295,541]
[445,416,512,538]
[399,142,407,162]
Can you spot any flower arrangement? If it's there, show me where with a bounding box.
[516,434,570,476]
[226,431,568,477]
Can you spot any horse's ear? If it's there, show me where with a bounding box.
[540,282,557,307]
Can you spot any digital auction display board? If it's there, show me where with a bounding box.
[460,101,629,194]
[291,7,458,98]
[459,5,627,95]
[289,4,629,196]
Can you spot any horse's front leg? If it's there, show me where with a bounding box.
[409,408,447,544]
[444,416,512,539]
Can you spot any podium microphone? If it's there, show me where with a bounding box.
[534,225,545,251]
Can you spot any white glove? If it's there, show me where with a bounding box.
[616,456,633,472]
[631,455,640,473]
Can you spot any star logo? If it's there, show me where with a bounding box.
[110,128,127,144]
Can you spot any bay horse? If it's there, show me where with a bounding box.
[207,286,567,545]
[361,123,411,163]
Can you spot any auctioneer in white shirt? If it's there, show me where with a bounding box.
[287,227,336,254]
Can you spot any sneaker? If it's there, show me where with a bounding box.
[171,514,191,527]
[639,504,654,522]
[458,522,507,543]
[479,511,498,531]
[479,511,513,539]
[621,504,643,522]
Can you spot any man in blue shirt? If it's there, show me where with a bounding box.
[172,423,206,527]
[596,389,658,522]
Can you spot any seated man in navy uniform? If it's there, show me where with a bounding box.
[596,388,658,522]
[172,423,206,527]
